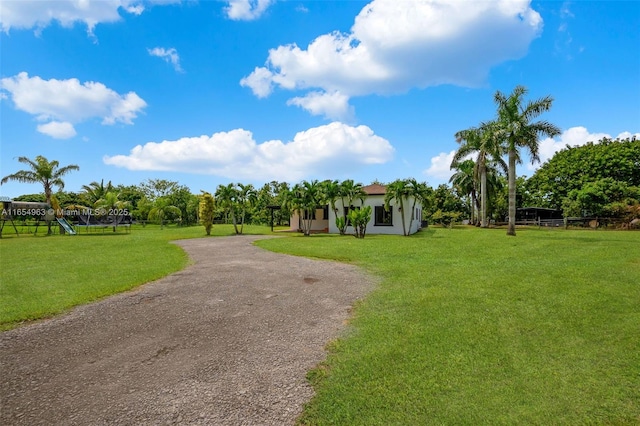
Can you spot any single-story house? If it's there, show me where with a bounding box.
[290,183,423,235]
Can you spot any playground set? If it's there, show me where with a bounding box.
[0,199,131,238]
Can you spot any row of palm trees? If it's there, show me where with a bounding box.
[450,86,560,235]
[210,178,431,237]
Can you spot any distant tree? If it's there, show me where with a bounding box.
[94,191,131,232]
[215,183,241,234]
[527,137,640,209]
[148,197,181,229]
[167,185,196,226]
[236,183,257,234]
[199,192,215,235]
[493,86,560,236]
[426,184,466,227]
[81,179,114,205]
[339,179,366,235]
[449,159,478,224]
[291,180,323,236]
[115,184,145,212]
[1,155,79,234]
[453,121,507,227]
[139,179,180,200]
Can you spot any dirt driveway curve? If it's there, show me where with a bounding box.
[1,235,375,425]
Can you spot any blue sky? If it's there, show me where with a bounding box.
[1,0,639,198]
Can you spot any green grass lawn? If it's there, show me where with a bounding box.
[0,223,277,329]
[2,225,639,423]
[256,228,640,425]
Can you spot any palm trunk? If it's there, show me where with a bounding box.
[480,166,488,228]
[507,149,517,236]
[400,199,407,236]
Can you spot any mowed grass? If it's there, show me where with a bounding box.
[255,228,640,425]
[0,224,276,329]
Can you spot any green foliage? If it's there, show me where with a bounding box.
[347,205,372,238]
[426,184,466,226]
[562,177,640,219]
[291,180,323,236]
[148,197,181,229]
[198,192,215,235]
[528,137,640,210]
[1,156,80,234]
[81,179,114,205]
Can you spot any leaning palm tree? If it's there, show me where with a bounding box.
[453,121,507,227]
[1,155,79,234]
[493,86,560,236]
[148,196,181,229]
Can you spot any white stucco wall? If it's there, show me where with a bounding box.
[327,195,422,235]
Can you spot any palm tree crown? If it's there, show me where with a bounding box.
[1,155,79,205]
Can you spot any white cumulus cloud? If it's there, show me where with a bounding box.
[225,0,275,21]
[423,150,459,183]
[148,47,183,72]
[286,91,354,121]
[0,0,180,35]
[104,122,394,181]
[0,72,147,138]
[36,121,77,139]
[242,0,543,117]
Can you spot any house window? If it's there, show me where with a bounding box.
[375,205,393,226]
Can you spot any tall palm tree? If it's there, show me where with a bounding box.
[1,155,79,234]
[453,121,507,227]
[494,86,560,236]
[1,155,79,205]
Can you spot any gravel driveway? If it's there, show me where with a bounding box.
[0,235,375,425]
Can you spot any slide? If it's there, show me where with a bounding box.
[56,217,77,235]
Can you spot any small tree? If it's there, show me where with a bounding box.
[148,197,181,229]
[199,192,215,236]
[347,205,372,238]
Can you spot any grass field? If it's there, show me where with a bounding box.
[0,224,276,329]
[256,228,640,425]
[2,225,639,423]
